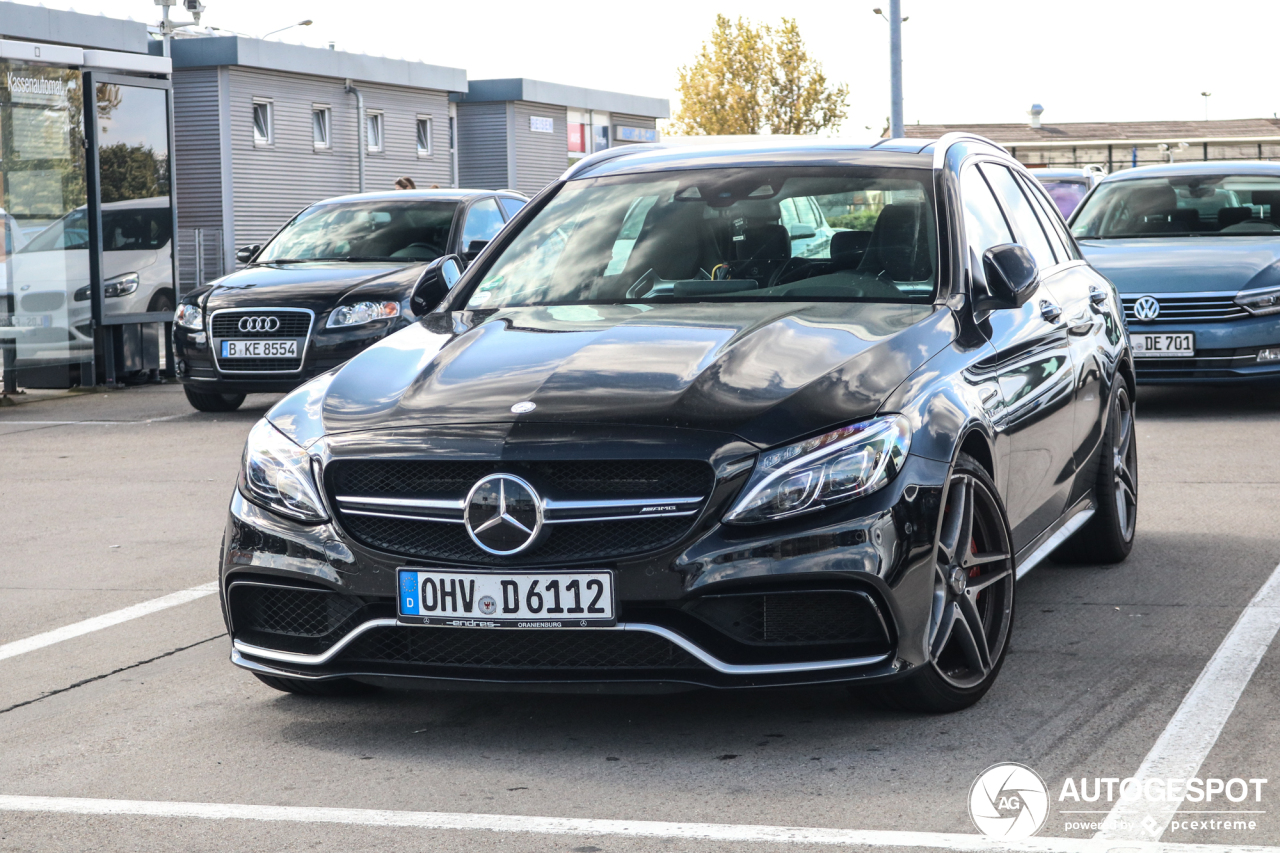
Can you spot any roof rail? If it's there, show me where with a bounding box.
[562,144,662,181]
[930,132,1010,170]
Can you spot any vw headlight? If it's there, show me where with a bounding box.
[175,303,204,330]
[1235,284,1280,317]
[238,419,328,522]
[326,301,400,328]
[724,415,911,524]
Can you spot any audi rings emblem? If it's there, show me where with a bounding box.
[238,315,281,333]
[1132,296,1161,322]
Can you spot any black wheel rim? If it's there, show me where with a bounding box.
[1112,387,1138,543]
[928,471,1015,689]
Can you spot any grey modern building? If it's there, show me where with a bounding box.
[452,78,669,196]
[164,37,468,280]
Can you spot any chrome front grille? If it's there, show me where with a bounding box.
[209,307,314,374]
[326,459,715,566]
[1122,293,1247,323]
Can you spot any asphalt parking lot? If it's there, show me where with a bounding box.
[2,383,1279,853]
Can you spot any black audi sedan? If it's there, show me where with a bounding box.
[172,188,526,411]
[221,135,1137,712]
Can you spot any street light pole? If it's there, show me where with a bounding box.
[889,0,904,138]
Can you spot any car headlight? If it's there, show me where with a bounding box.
[71,273,141,302]
[326,301,400,328]
[175,303,203,330]
[237,419,328,522]
[724,415,911,524]
[1235,284,1280,317]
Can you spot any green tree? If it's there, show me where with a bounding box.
[670,15,848,137]
[97,143,169,203]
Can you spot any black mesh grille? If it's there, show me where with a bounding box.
[211,311,312,337]
[337,625,706,670]
[688,592,887,646]
[329,459,712,500]
[339,514,692,565]
[228,584,366,654]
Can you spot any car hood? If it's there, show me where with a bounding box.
[271,301,954,449]
[1078,237,1280,293]
[201,262,423,310]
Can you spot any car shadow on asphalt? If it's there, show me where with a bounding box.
[1137,384,1280,417]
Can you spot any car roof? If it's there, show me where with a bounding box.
[565,137,944,180]
[315,189,526,205]
[1098,160,1280,183]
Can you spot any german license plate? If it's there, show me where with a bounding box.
[221,339,297,358]
[1132,332,1194,358]
[397,568,615,628]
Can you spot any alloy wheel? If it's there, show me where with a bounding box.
[1112,387,1138,542]
[928,471,1015,689]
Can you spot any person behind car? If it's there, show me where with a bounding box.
[394,177,416,190]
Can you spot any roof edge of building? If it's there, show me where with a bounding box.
[452,77,669,119]
[0,0,151,54]
[164,36,468,94]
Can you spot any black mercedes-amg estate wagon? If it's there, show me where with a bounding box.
[221,134,1137,712]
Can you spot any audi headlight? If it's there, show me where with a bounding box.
[238,419,328,522]
[326,301,400,328]
[724,415,911,524]
[1235,284,1280,317]
[175,303,203,330]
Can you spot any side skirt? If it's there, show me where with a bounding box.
[1013,494,1096,580]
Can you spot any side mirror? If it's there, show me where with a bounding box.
[462,239,489,263]
[788,224,817,240]
[410,254,464,315]
[236,244,261,264]
[976,243,1039,311]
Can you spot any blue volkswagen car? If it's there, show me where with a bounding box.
[1069,162,1280,382]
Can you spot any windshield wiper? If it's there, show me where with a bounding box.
[263,256,400,263]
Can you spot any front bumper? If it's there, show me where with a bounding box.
[1127,312,1280,383]
[219,450,950,691]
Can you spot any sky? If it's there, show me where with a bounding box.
[38,0,1280,135]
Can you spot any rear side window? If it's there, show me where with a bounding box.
[499,197,526,219]
[960,165,1013,259]
[980,163,1058,270]
[1018,175,1075,261]
[461,197,506,248]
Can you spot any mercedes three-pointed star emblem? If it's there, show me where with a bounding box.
[463,473,544,555]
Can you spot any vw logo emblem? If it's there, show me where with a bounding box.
[464,474,543,556]
[238,315,281,333]
[1132,296,1161,321]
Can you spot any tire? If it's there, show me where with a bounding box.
[184,385,246,412]
[252,673,377,697]
[1052,381,1137,564]
[871,452,1016,713]
[147,289,175,313]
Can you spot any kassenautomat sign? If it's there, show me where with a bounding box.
[4,71,71,107]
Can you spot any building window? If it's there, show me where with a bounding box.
[593,124,609,152]
[252,99,273,146]
[312,105,331,149]
[416,116,432,156]
[568,122,586,153]
[366,110,384,153]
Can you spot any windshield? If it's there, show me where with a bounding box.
[1038,179,1090,218]
[1071,175,1280,238]
[21,205,172,253]
[255,200,459,263]
[465,167,936,310]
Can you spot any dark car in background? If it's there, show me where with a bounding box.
[1069,162,1280,383]
[173,189,526,411]
[222,135,1136,713]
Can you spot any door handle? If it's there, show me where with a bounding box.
[1039,300,1063,323]
[1088,285,1108,306]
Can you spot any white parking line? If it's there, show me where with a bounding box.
[0,415,191,425]
[0,583,218,663]
[0,795,1277,852]
[1097,560,1280,842]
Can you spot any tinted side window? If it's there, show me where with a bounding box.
[960,165,1014,259]
[980,163,1057,270]
[499,197,526,219]
[461,197,506,247]
[1021,175,1080,261]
